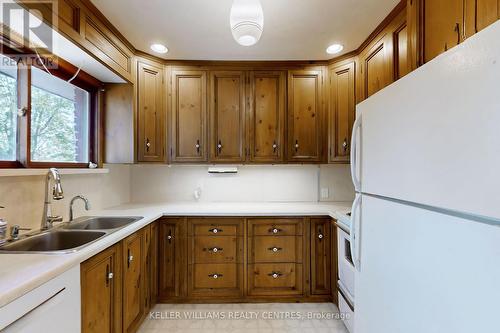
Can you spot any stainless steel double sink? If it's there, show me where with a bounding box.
[0,216,143,254]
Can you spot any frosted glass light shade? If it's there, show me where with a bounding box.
[230,0,264,46]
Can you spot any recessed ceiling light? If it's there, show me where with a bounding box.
[150,43,168,54]
[326,44,344,55]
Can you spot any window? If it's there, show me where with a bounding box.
[30,67,90,164]
[0,55,18,162]
[0,52,100,168]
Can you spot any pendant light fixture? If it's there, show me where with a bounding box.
[230,0,264,46]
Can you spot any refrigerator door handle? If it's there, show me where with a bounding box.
[350,114,362,191]
[350,194,362,271]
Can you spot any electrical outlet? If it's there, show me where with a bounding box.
[320,188,329,199]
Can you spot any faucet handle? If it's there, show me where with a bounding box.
[10,225,32,240]
[47,216,64,224]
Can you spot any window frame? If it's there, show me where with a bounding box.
[0,39,103,169]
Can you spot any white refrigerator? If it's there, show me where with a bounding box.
[350,21,500,333]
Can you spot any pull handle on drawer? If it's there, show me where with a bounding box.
[206,247,223,253]
[208,273,223,279]
[268,247,282,253]
[268,271,283,279]
[209,228,223,234]
[269,227,282,234]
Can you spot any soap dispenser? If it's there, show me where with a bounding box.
[0,206,7,246]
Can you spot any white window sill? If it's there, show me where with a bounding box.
[0,168,109,177]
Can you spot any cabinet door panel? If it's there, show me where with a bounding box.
[123,231,144,333]
[248,263,304,296]
[81,244,121,333]
[468,0,499,33]
[159,218,186,298]
[137,62,165,162]
[249,71,286,162]
[210,71,246,162]
[287,70,323,162]
[361,37,392,99]
[171,70,207,162]
[310,218,331,295]
[329,61,355,163]
[424,0,463,63]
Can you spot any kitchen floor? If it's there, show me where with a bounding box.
[139,302,349,333]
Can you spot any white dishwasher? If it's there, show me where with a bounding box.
[0,265,81,333]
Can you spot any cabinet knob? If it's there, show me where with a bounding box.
[209,228,222,234]
[269,272,282,279]
[209,273,222,279]
[318,234,324,239]
[209,247,222,253]
[268,247,282,253]
[272,141,278,153]
[295,140,299,151]
[269,228,281,234]
[195,140,201,154]
[128,255,134,263]
[145,138,151,152]
[342,139,348,152]
[167,235,172,240]
[107,272,114,280]
[217,140,222,153]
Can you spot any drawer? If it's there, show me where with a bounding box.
[250,236,302,263]
[248,218,303,236]
[189,264,243,297]
[248,263,303,296]
[190,218,242,236]
[194,236,240,263]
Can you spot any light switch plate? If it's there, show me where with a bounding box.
[320,188,329,199]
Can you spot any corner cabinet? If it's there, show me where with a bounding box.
[248,71,286,163]
[81,243,122,333]
[287,70,325,162]
[137,60,165,162]
[170,70,208,162]
[329,61,356,163]
[209,71,247,162]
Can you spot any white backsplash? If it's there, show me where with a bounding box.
[0,164,131,231]
[130,164,354,203]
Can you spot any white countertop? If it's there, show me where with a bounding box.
[0,201,352,308]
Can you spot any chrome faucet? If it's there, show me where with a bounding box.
[41,168,64,230]
[69,195,91,221]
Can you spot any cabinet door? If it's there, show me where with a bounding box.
[287,70,324,162]
[209,71,246,162]
[329,61,355,163]
[310,218,331,296]
[465,0,499,35]
[150,221,159,305]
[81,244,122,333]
[143,225,152,311]
[360,36,392,99]
[424,0,463,63]
[137,61,165,162]
[248,71,286,162]
[171,70,208,162]
[159,218,187,299]
[123,230,145,333]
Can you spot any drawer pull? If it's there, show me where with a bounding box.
[209,228,223,234]
[318,234,324,239]
[167,235,172,240]
[268,272,283,279]
[107,272,114,280]
[208,273,223,279]
[128,255,134,263]
[207,247,223,253]
[269,228,282,234]
[268,247,282,253]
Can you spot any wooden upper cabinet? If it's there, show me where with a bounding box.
[171,70,208,162]
[287,70,324,162]
[359,35,392,100]
[424,0,464,63]
[209,71,246,162]
[329,61,355,163]
[248,71,286,162]
[81,244,122,333]
[137,61,165,163]
[394,22,410,79]
[465,0,499,36]
[123,230,145,333]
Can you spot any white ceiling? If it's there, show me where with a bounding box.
[91,0,400,61]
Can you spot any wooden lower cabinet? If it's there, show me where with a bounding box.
[81,243,122,333]
[153,216,337,303]
[81,224,157,333]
